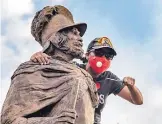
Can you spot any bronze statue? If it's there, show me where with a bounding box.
[1,5,98,124]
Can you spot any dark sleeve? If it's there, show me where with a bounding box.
[106,71,124,95]
[74,62,86,70]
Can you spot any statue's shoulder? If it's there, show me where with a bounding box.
[14,61,39,71]
[11,61,39,79]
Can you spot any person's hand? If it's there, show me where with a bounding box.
[123,77,135,87]
[30,51,52,65]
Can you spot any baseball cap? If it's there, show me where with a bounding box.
[87,37,117,56]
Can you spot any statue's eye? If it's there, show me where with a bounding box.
[45,14,52,19]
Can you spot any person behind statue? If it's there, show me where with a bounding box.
[30,37,143,124]
[1,5,98,124]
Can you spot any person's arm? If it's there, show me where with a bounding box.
[30,51,86,69]
[30,51,52,64]
[108,72,143,105]
[117,77,143,105]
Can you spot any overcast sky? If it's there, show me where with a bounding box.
[1,0,162,124]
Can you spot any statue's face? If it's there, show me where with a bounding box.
[43,26,84,59]
[65,27,84,59]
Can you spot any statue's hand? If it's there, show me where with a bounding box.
[30,51,52,65]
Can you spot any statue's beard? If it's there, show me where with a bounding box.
[47,39,84,60]
[46,31,84,60]
[56,32,84,60]
[67,46,84,59]
[61,42,84,59]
